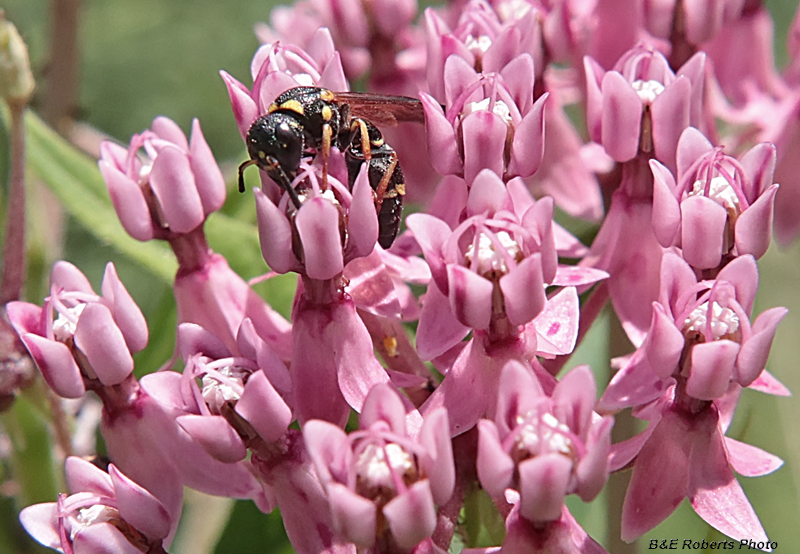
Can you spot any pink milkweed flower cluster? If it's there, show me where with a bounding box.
[10,1,797,553]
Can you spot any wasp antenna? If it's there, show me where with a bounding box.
[238,159,257,193]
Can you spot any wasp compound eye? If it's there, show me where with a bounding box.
[246,114,305,177]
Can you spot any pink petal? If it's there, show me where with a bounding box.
[149,144,205,234]
[51,260,94,294]
[19,503,61,549]
[748,370,791,396]
[447,265,493,330]
[99,160,155,241]
[735,184,778,260]
[533,286,579,357]
[101,263,148,353]
[348,165,379,259]
[418,408,455,504]
[420,93,461,176]
[303,420,351,485]
[220,70,259,138]
[500,254,545,326]
[508,94,547,178]
[21,333,86,398]
[725,437,784,477]
[575,416,613,501]
[296,198,345,280]
[73,303,133,385]
[552,365,596,436]
[467,169,508,216]
[716,255,759,315]
[152,116,188,150]
[235,370,292,442]
[328,483,377,547]
[189,119,227,215]
[476,420,515,498]
[110,463,171,540]
[73,522,144,554]
[518,453,572,523]
[415,283,470,361]
[651,76,692,171]
[739,142,776,199]
[383,481,437,550]
[254,188,297,274]
[650,159,681,247]
[600,71,642,162]
[65,456,115,496]
[462,111,507,184]
[176,414,247,463]
[676,126,714,179]
[687,340,739,400]
[680,195,727,270]
[736,307,787,386]
[361,383,406,434]
[642,303,685,380]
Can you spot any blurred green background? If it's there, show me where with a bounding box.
[1,0,799,552]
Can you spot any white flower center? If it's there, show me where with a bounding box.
[495,0,533,21]
[631,79,665,105]
[355,443,414,491]
[464,98,513,125]
[464,34,493,58]
[292,73,316,87]
[464,231,521,276]
[70,505,115,540]
[689,175,740,211]
[516,412,575,458]
[202,366,250,412]
[684,301,740,339]
[53,303,87,342]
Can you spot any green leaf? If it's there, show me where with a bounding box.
[22,111,177,283]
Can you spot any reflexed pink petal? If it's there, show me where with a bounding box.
[740,143,776,199]
[101,263,148,353]
[235,370,292,443]
[73,303,134,386]
[19,503,61,550]
[499,254,545,326]
[447,265,492,330]
[383,481,437,549]
[609,421,659,471]
[688,340,739,400]
[735,184,777,260]
[583,57,605,143]
[149,144,205,234]
[748,370,791,396]
[508,94,547,178]
[361,383,406,434]
[189,119,227,215]
[99,160,155,241]
[296,198,345,280]
[177,414,246,463]
[328,482,377,547]
[21,333,86,398]
[347,165,379,259]
[476,420,514,497]
[462,111,507,184]
[415,283,470,361]
[420,93,461,175]
[651,76,692,171]
[642,303,685,379]
[109,464,171,540]
[689,422,770,544]
[406,213,451,293]
[726,437,783,478]
[736,307,787,386]
[254,188,297,274]
[72,522,143,554]
[533,286,580,357]
[6,301,45,335]
[551,266,608,287]
[303,420,351,485]
[518,453,572,523]
[650,159,681,247]
[680,195,727,269]
[621,415,690,541]
[600,71,642,162]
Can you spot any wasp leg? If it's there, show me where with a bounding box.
[321,122,333,189]
[263,157,303,209]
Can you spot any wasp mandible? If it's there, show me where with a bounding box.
[238,86,425,249]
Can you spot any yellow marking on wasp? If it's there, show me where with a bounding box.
[258,151,266,159]
[279,99,305,115]
[321,124,333,188]
[395,183,406,195]
[383,336,399,358]
[371,137,384,146]
[374,152,398,208]
[267,103,279,113]
[357,119,372,161]
[321,105,333,121]
[320,89,335,101]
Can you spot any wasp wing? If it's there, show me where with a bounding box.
[333,91,425,126]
